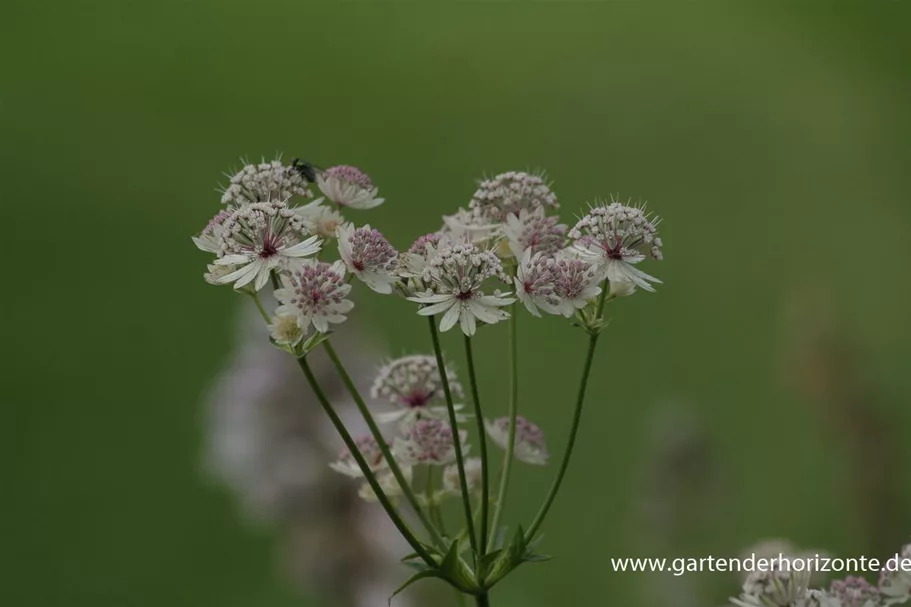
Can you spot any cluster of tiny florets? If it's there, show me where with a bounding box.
[426,244,509,294]
[569,200,663,262]
[393,419,464,466]
[504,207,567,258]
[220,159,313,206]
[370,355,464,409]
[329,434,388,478]
[217,201,309,259]
[829,577,880,607]
[486,416,550,465]
[343,226,397,273]
[324,165,374,190]
[469,171,559,222]
[514,253,561,317]
[274,260,353,333]
[317,165,384,209]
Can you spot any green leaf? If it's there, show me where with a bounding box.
[437,536,479,592]
[522,552,553,563]
[388,570,444,605]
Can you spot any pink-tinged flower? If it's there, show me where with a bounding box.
[469,170,559,222]
[337,223,399,294]
[219,158,313,207]
[274,260,353,333]
[407,244,514,336]
[192,209,231,253]
[317,165,384,209]
[329,434,389,478]
[503,207,567,258]
[568,200,663,292]
[829,577,879,607]
[485,416,549,465]
[370,355,465,425]
[514,250,561,317]
[443,457,483,495]
[880,543,911,600]
[552,255,603,317]
[393,419,468,466]
[212,201,322,291]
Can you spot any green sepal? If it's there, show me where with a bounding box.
[296,330,333,357]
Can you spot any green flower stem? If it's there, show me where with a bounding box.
[248,292,271,324]
[427,316,479,559]
[524,282,609,542]
[296,354,436,567]
[463,334,490,555]
[475,593,490,607]
[322,340,446,549]
[488,304,518,546]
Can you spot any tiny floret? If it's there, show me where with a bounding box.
[569,199,663,292]
[317,165,384,209]
[220,158,313,207]
[485,416,549,465]
[469,171,559,222]
[337,224,399,294]
[212,201,322,291]
[274,260,353,333]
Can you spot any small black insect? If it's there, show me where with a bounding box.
[290,158,319,183]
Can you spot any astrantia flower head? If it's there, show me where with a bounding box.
[393,419,467,466]
[220,158,313,207]
[337,224,399,294]
[731,569,811,607]
[294,199,345,239]
[514,250,560,317]
[485,416,549,465]
[212,201,322,291]
[274,260,353,333]
[407,244,514,335]
[443,457,483,495]
[370,354,465,424]
[552,255,603,317]
[358,467,413,504]
[441,207,502,246]
[193,209,231,253]
[569,199,663,292]
[503,207,567,259]
[329,434,388,478]
[469,170,559,222]
[317,165,384,209]
[267,314,306,347]
[879,542,911,600]
[829,577,880,607]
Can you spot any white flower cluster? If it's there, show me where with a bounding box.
[731,542,911,607]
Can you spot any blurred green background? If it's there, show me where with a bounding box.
[3,1,911,605]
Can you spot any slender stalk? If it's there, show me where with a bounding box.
[489,304,518,545]
[296,355,436,567]
[322,340,445,548]
[427,316,479,558]
[524,283,609,542]
[247,292,270,324]
[475,593,490,607]
[463,335,489,554]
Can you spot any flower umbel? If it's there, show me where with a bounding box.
[274,260,353,333]
[569,199,663,292]
[469,170,559,222]
[329,434,389,478]
[486,416,549,465]
[552,255,603,317]
[408,244,514,335]
[829,577,880,607]
[317,165,384,209]
[393,419,467,466]
[503,207,567,259]
[337,224,399,294]
[212,201,322,291]
[443,457,483,495]
[514,250,561,317]
[220,158,313,207]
